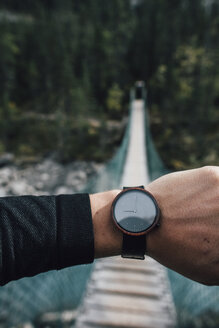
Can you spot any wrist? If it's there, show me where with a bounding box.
[145,187,166,261]
[89,189,122,258]
[90,188,161,260]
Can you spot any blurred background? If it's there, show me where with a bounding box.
[0,0,218,327]
[0,0,218,168]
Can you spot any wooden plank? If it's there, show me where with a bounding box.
[97,256,161,267]
[77,308,175,328]
[95,261,161,275]
[91,269,163,286]
[84,292,172,313]
[90,280,162,298]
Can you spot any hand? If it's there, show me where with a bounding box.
[146,166,219,286]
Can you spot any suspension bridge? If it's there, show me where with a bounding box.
[75,98,176,327]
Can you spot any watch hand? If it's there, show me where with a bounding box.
[124,195,137,213]
[134,194,137,213]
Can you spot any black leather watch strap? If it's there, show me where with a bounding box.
[122,234,146,260]
[122,185,146,260]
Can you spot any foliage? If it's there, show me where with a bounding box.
[0,1,134,161]
[0,0,218,166]
[106,83,124,118]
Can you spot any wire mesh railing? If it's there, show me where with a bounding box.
[0,264,92,325]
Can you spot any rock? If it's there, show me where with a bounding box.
[41,173,50,182]
[9,180,27,195]
[0,153,14,167]
[9,180,35,195]
[65,171,86,187]
[36,310,77,328]
[35,181,44,190]
[0,167,14,186]
[76,170,87,181]
[0,158,101,196]
[0,187,7,197]
[54,186,72,195]
[37,159,62,174]
[0,310,8,322]
[22,322,35,328]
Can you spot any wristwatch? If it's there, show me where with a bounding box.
[111,186,160,260]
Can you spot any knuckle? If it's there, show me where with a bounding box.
[202,166,219,183]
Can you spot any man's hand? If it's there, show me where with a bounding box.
[146,166,219,286]
[90,166,219,286]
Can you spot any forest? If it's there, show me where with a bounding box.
[0,0,218,169]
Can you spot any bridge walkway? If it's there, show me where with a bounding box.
[75,100,176,328]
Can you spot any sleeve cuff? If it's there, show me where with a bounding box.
[56,194,94,269]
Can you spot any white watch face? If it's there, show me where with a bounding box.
[113,189,158,234]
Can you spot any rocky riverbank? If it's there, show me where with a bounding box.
[0,157,103,197]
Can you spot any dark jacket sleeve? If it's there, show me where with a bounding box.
[0,194,94,286]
